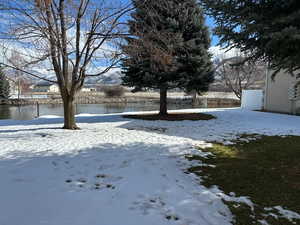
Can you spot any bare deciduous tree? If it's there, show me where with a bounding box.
[4,51,27,99]
[0,0,132,129]
[214,52,266,99]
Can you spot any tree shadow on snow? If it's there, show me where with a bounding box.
[0,127,60,134]
[0,141,229,225]
[0,141,184,193]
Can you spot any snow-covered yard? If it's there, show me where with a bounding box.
[0,108,300,225]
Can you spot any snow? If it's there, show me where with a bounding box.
[0,108,300,225]
[273,206,300,221]
[213,190,255,211]
[258,219,269,225]
[264,206,300,222]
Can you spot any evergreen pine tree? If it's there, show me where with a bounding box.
[201,0,300,76]
[0,67,10,99]
[122,0,214,115]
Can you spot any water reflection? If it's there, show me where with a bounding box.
[0,105,38,120]
[0,105,11,119]
[0,103,194,120]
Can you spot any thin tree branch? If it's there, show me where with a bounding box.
[0,62,58,83]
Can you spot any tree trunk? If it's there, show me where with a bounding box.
[17,79,20,100]
[62,95,79,130]
[192,91,197,106]
[159,87,168,115]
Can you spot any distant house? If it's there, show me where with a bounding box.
[33,82,59,93]
[8,80,18,96]
[264,70,300,115]
[81,85,97,92]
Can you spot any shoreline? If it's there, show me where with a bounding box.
[1,96,240,108]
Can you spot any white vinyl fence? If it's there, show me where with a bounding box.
[241,90,264,110]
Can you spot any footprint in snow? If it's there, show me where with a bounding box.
[98,163,115,170]
[65,174,120,191]
[165,214,180,221]
[130,196,175,218]
[36,133,53,138]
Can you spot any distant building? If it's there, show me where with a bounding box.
[33,82,59,93]
[81,85,97,92]
[264,70,300,115]
[8,80,18,96]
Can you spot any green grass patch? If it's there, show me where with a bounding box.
[186,135,300,225]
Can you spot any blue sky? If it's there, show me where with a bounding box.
[206,17,218,46]
[0,0,223,76]
[1,0,219,47]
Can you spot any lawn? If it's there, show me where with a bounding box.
[186,135,300,225]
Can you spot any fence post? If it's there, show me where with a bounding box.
[36,102,40,118]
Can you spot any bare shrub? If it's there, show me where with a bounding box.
[103,86,125,98]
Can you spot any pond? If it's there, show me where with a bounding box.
[0,103,195,120]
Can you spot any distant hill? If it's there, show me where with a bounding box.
[85,68,122,85]
[6,67,123,86]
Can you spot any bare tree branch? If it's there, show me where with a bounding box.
[0,62,58,83]
[0,0,132,129]
[214,52,266,99]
